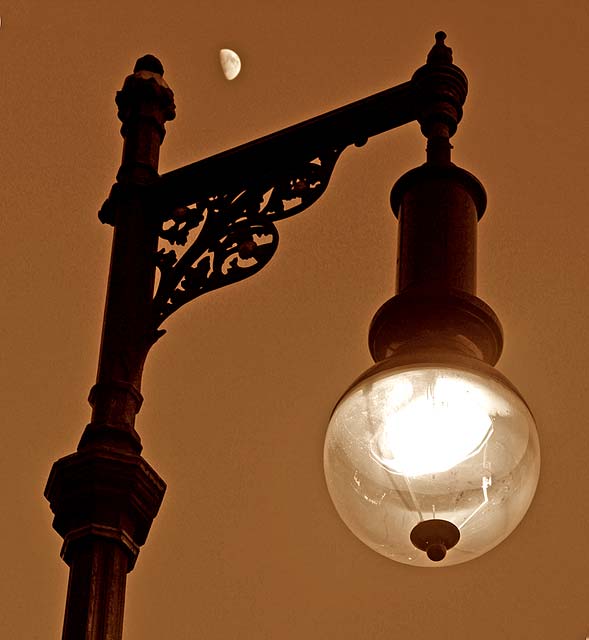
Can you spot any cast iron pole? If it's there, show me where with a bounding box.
[45,56,173,640]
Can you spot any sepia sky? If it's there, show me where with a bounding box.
[2,1,589,638]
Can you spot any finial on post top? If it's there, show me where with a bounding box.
[134,54,165,76]
[409,30,466,147]
[427,31,453,65]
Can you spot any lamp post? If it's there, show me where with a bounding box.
[45,32,539,638]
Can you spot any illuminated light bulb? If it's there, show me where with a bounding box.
[324,353,540,566]
[374,375,493,476]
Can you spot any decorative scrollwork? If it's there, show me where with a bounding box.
[152,147,344,324]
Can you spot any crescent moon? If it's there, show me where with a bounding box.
[219,48,242,80]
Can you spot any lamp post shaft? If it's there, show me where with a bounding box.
[45,56,172,640]
[85,56,176,453]
[60,539,128,640]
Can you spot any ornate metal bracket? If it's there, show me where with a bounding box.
[152,147,343,324]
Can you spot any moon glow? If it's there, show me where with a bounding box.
[219,48,241,80]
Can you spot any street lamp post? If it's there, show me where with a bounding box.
[45,33,539,639]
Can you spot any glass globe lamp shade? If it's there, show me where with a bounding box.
[324,352,540,566]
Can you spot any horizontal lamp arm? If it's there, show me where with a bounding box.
[155,79,418,209]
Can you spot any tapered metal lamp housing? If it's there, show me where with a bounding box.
[324,34,540,566]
